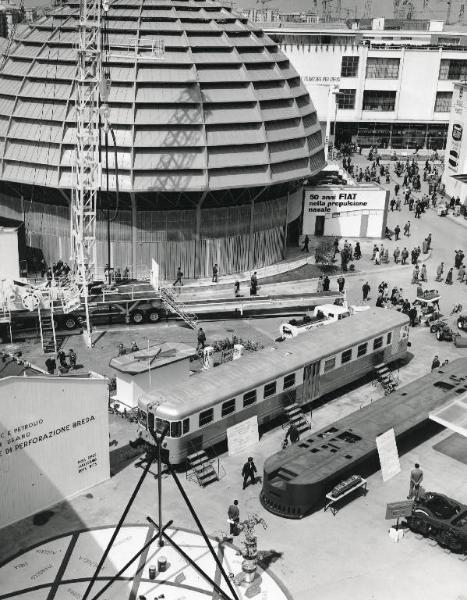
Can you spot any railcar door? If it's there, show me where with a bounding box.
[302,361,320,403]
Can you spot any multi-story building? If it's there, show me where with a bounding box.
[265,17,467,150]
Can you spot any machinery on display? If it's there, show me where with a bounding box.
[136,309,410,464]
[407,491,467,554]
[260,358,467,519]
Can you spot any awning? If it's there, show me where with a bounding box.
[430,390,467,437]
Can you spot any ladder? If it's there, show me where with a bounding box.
[160,287,198,329]
[186,450,218,487]
[38,307,57,354]
[283,403,311,435]
[374,363,399,395]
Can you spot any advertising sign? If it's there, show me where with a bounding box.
[0,376,109,528]
[227,416,259,457]
[376,428,401,482]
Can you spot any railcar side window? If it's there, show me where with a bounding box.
[284,373,295,389]
[387,332,392,345]
[148,411,154,432]
[199,408,214,427]
[243,390,257,407]
[373,336,383,350]
[183,418,190,434]
[222,399,236,417]
[357,342,367,357]
[341,349,352,364]
[171,421,181,438]
[264,381,277,398]
[324,357,336,372]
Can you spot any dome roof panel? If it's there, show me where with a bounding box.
[0,0,324,192]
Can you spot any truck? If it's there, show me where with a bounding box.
[279,303,351,339]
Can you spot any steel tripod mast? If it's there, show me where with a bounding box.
[71,0,105,347]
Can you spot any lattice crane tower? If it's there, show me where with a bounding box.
[71,0,107,346]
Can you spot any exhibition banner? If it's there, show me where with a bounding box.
[376,428,401,482]
[0,376,110,528]
[227,416,259,457]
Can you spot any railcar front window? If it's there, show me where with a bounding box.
[171,421,181,438]
[183,418,190,434]
[138,409,147,427]
[155,418,170,435]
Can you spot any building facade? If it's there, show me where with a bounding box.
[266,18,467,150]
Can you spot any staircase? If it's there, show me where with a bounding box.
[38,307,58,354]
[374,363,398,395]
[186,450,218,487]
[283,403,311,435]
[160,287,198,329]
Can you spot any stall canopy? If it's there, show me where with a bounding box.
[430,390,467,437]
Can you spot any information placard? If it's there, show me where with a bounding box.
[227,416,259,457]
[376,428,401,482]
[385,500,414,520]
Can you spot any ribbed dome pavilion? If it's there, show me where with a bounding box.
[0,0,325,278]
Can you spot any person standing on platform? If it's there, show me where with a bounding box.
[302,234,310,253]
[242,456,257,490]
[408,463,423,500]
[323,275,330,291]
[173,266,183,287]
[431,355,440,371]
[196,327,206,352]
[212,263,219,283]
[227,500,240,539]
[250,271,258,296]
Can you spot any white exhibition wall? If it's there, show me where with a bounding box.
[442,83,467,200]
[0,228,19,280]
[302,185,388,238]
[0,376,110,529]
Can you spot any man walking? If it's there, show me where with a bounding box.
[227,499,240,539]
[337,276,345,293]
[401,247,409,265]
[408,463,424,500]
[173,266,183,287]
[362,281,370,301]
[403,221,411,236]
[302,234,310,253]
[394,224,400,240]
[242,456,257,490]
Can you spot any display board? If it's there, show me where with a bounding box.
[302,186,387,239]
[0,376,109,529]
[442,82,467,199]
[385,500,414,520]
[376,428,401,482]
[226,416,259,457]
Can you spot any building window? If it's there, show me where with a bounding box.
[341,349,352,364]
[362,90,396,111]
[341,56,359,77]
[357,342,367,357]
[264,381,277,398]
[337,89,356,109]
[221,399,236,418]
[183,418,190,434]
[434,91,453,113]
[199,408,214,427]
[366,57,400,79]
[439,59,467,80]
[438,37,460,45]
[387,332,392,345]
[284,373,296,389]
[243,390,257,407]
[324,356,336,372]
[373,336,383,350]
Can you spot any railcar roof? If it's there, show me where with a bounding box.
[141,308,409,418]
[263,358,467,485]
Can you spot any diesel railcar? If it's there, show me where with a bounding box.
[260,358,467,519]
[137,309,410,464]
